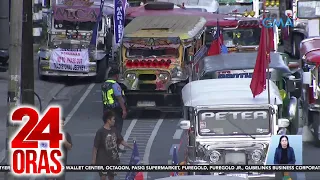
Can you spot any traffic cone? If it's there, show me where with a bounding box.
[302,125,314,142]
[135,172,144,180]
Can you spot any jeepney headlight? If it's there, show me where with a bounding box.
[209,151,221,163]
[159,73,169,80]
[126,73,136,80]
[249,11,255,17]
[172,66,183,78]
[251,149,263,162]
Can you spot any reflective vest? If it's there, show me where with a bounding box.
[102,80,125,106]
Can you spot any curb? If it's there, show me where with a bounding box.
[36,84,66,112]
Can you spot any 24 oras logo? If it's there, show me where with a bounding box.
[9,105,64,177]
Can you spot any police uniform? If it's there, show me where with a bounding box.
[101,75,126,134]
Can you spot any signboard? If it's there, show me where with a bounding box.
[53,5,101,22]
[198,109,270,135]
[114,0,126,45]
[50,49,90,72]
[297,1,320,19]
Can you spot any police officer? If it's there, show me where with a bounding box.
[101,68,127,135]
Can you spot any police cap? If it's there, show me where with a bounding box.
[108,68,120,76]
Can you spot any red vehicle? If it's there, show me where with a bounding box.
[300,37,320,146]
[125,2,263,53]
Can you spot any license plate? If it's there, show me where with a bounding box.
[226,174,248,178]
[137,101,155,107]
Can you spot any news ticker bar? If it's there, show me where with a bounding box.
[1,165,320,172]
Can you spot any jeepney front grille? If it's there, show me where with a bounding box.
[139,84,156,90]
[139,74,156,81]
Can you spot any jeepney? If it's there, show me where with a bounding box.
[281,0,320,58]
[118,15,207,112]
[192,52,301,134]
[300,37,320,146]
[125,3,274,52]
[179,78,296,178]
[38,0,113,82]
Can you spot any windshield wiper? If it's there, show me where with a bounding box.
[224,118,256,139]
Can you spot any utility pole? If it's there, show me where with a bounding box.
[0,0,10,71]
[5,0,23,179]
[21,0,35,105]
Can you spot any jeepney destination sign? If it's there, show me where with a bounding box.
[53,0,100,22]
[199,110,270,135]
[200,111,268,121]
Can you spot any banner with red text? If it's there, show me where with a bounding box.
[50,49,90,72]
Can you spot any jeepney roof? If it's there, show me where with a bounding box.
[155,175,248,180]
[201,52,291,73]
[124,15,206,39]
[182,78,282,107]
[300,37,320,64]
[126,6,256,27]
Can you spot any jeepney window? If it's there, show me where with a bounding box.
[126,48,179,58]
[222,28,261,46]
[53,20,102,31]
[198,110,270,136]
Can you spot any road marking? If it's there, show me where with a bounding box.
[173,129,183,140]
[143,115,164,180]
[169,144,180,156]
[64,83,95,125]
[119,119,138,156]
[29,83,95,180]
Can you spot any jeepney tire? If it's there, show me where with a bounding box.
[292,34,303,59]
[144,2,174,10]
[309,111,320,147]
[95,58,107,83]
[38,58,49,81]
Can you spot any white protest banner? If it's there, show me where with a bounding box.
[50,49,90,72]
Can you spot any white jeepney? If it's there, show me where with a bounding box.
[38,0,113,82]
[180,78,295,178]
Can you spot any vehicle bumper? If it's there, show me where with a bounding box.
[125,91,182,112]
[38,60,97,77]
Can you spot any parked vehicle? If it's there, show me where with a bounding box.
[192,52,301,134]
[38,1,113,82]
[118,15,206,112]
[179,78,298,177]
[300,37,320,146]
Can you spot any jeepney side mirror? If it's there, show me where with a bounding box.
[180,120,190,130]
[278,118,290,128]
[302,72,312,85]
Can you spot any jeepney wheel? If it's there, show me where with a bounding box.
[38,58,48,81]
[95,58,107,83]
[309,111,320,147]
[292,34,303,59]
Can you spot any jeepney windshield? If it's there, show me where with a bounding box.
[198,109,270,136]
[53,20,102,31]
[297,1,320,19]
[218,3,253,14]
[222,28,260,46]
[126,48,179,58]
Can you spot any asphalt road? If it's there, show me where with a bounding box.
[25,54,320,180]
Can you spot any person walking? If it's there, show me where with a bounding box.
[101,68,127,135]
[92,110,133,180]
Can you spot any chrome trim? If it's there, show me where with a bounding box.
[288,97,298,120]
